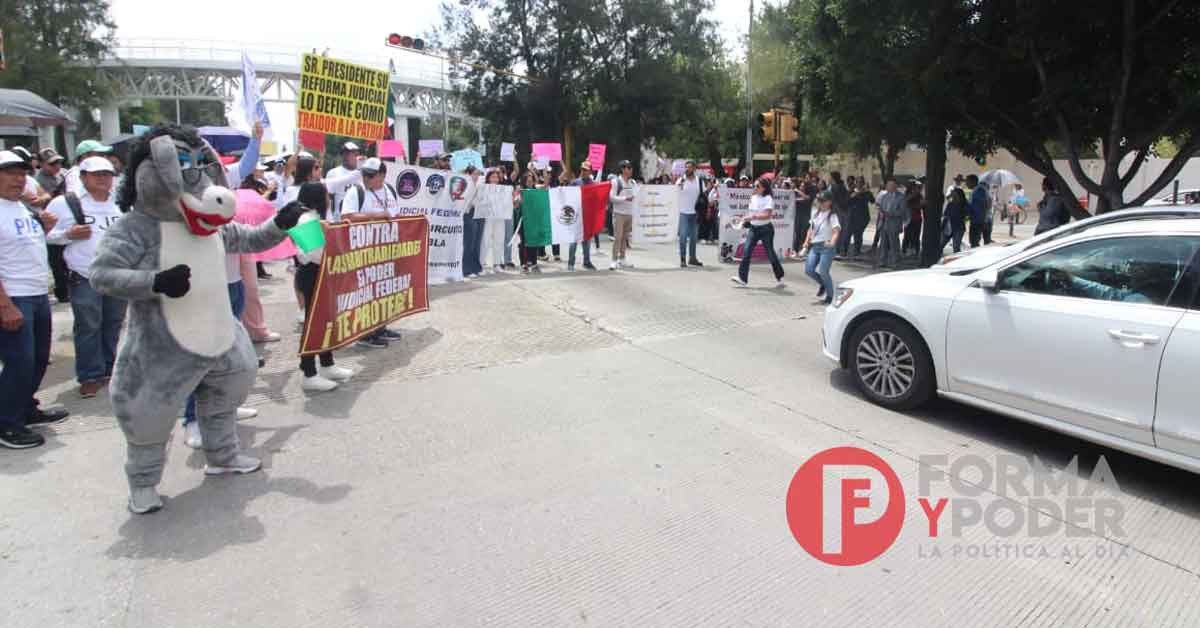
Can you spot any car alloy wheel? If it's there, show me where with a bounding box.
[855,330,916,399]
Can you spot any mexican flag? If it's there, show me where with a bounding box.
[521,182,611,247]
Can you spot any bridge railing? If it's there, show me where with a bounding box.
[107,38,451,89]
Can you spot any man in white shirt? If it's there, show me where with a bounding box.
[675,160,704,268]
[609,160,638,269]
[0,151,70,449]
[46,157,127,398]
[325,141,361,214]
[339,158,402,348]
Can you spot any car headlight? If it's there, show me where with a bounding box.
[832,287,854,308]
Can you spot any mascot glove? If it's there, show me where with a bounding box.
[153,264,192,298]
[274,202,307,230]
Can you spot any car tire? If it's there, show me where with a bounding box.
[848,317,936,411]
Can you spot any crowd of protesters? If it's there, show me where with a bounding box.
[0,124,1073,450]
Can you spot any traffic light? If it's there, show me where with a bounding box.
[778,112,799,143]
[386,34,426,51]
[758,110,777,143]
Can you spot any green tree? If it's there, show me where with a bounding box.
[0,0,115,109]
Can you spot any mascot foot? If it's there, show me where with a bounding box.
[319,365,354,382]
[184,422,202,449]
[205,454,262,476]
[128,487,164,515]
[302,375,339,392]
[236,407,259,420]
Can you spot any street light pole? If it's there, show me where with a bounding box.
[744,0,754,178]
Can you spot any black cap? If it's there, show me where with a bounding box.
[617,159,632,169]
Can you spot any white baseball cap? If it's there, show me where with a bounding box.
[0,151,31,170]
[342,142,361,153]
[360,157,384,174]
[79,156,116,174]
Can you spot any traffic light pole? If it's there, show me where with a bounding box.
[744,0,754,179]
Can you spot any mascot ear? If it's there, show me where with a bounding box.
[149,134,185,197]
[199,139,231,189]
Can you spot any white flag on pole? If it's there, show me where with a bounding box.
[240,51,273,140]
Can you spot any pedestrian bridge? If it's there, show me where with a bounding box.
[92,38,469,141]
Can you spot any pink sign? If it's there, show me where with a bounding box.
[379,139,406,159]
[587,144,606,169]
[532,142,562,161]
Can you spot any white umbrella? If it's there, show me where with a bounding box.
[980,169,1021,188]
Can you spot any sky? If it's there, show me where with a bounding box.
[106,0,757,150]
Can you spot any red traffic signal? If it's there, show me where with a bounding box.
[386,34,425,50]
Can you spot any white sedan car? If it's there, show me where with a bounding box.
[822,207,1200,473]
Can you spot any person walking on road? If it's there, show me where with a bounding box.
[675,160,704,268]
[829,171,850,257]
[802,190,841,304]
[1035,177,1071,235]
[966,174,991,247]
[846,181,874,257]
[902,182,924,259]
[941,188,968,253]
[730,178,785,289]
[609,160,637,270]
[877,177,906,268]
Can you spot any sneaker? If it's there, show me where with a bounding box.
[26,407,69,428]
[730,276,748,288]
[553,255,562,262]
[128,487,163,515]
[204,454,262,476]
[680,259,688,268]
[0,426,44,449]
[184,421,202,448]
[688,259,704,267]
[567,265,577,272]
[236,407,258,420]
[253,332,282,343]
[532,265,542,274]
[294,310,305,324]
[356,336,388,349]
[621,261,634,269]
[302,375,339,392]
[775,281,787,289]
[320,365,354,381]
[79,380,104,398]
[522,266,530,274]
[379,328,403,340]
[583,262,597,271]
[609,262,619,270]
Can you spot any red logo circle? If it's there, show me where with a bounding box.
[786,446,905,565]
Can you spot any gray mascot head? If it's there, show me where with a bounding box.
[119,123,238,236]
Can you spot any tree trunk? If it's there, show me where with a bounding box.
[920,128,947,268]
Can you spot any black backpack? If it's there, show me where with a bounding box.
[63,193,87,226]
[353,183,398,212]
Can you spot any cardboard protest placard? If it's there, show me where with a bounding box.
[450,148,484,173]
[587,144,606,170]
[500,142,516,162]
[298,54,390,141]
[379,140,406,159]
[299,217,430,355]
[532,142,563,161]
[418,139,444,158]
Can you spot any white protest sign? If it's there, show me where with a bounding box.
[717,186,795,257]
[633,185,680,243]
[386,166,477,284]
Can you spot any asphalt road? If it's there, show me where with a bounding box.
[3,231,1198,627]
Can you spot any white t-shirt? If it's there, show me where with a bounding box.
[326,166,359,214]
[45,193,123,278]
[340,184,399,221]
[0,198,50,296]
[677,175,701,215]
[809,208,841,244]
[23,177,42,198]
[748,193,774,226]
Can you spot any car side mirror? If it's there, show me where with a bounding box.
[976,269,1001,292]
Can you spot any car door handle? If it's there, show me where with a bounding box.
[1108,329,1161,346]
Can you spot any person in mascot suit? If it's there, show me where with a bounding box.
[90,124,305,514]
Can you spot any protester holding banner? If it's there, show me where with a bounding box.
[516,171,542,274]
[730,178,786,289]
[609,160,638,270]
[675,160,704,268]
[338,158,403,348]
[479,169,510,272]
[461,167,486,278]
[293,182,355,392]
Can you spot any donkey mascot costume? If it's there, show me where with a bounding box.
[91,124,304,514]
